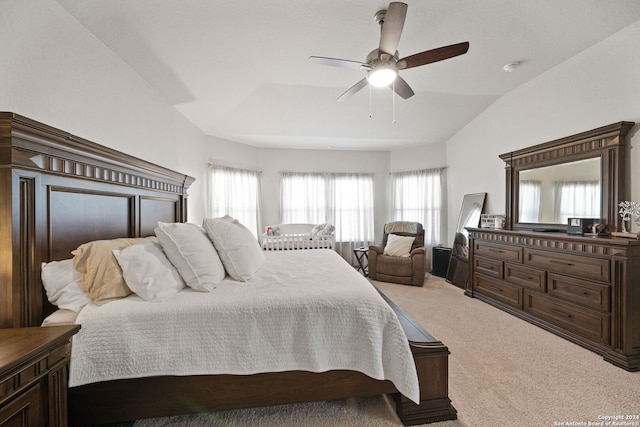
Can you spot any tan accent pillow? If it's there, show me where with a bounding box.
[72,237,156,305]
[383,234,415,257]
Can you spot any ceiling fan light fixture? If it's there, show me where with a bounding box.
[367,63,398,87]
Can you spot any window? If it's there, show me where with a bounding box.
[554,180,600,224]
[391,168,445,250]
[206,164,261,237]
[280,173,326,224]
[280,172,374,260]
[519,180,541,223]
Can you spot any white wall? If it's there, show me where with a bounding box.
[446,20,640,242]
[389,142,447,173]
[0,0,209,222]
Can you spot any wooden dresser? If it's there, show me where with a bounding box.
[0,325,80,426]
[467,228,640,371]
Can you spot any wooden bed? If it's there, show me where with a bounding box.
[0,112,457,426]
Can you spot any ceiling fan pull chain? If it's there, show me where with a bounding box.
[369,82,373,118]
[392,80,396,124]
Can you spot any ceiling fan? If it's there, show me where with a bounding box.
[309,2,469,102]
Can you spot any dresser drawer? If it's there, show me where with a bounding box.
[548,273,610,312]
[474,275,522,309]
[474,241,522,262]
[524,248,610,283]
[505,263,545,292]
[474,255,503,278]
[524,291,610,345]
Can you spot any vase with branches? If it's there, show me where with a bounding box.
[618,201,640,233]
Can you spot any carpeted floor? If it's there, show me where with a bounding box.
[108,275,639,427]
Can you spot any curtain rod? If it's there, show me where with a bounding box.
[389,166,447,175]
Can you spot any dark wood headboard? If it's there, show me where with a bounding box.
[0,112,195,328]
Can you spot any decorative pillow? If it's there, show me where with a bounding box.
[113,241,185,302]
[310,223,326,235]
[217,214,251,231]
[72,237,156,305]
[320,224,335,235]
[202,217,265,281]
[41,259,91,312]
[383,234,416,257]
[154,222,225,292]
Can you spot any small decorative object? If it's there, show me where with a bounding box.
[480,214,505,229]
[264,226,280,236]
[612,201,640,238]
[567,218,599,236]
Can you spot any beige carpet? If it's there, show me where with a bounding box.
[131,276,639,427]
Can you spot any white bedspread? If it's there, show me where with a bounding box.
[69,250,419,403]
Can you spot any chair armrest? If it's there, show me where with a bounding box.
[367,246,383,280]
[411,249,426,286]
[410,247,425,256]
[369,245,384,255]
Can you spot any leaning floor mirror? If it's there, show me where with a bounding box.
[446,193,486,289]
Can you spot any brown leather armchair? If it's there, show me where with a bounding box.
[368,221,426,286]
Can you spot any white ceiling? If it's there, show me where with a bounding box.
[55,0,640,151]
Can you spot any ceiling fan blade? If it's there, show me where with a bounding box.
[392,76,414,99]
[379,2,408,57]
[397,42,470,70]
[309,56,367,70]
[337,78,368,102]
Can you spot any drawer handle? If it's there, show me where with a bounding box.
[488,285,503,293]
[487,248,504,253]
[549,260,574,267]
[511,273,533,281]
[563,287,591,296]
[550,308,572,318]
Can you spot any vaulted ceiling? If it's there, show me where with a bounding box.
[56,0,640,150]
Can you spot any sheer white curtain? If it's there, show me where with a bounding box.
[280,172,374,263]
[519,180,542,223]
[554,180,600,224]
[280,173,326,224]
[206,164,262,237]
[391,168,445,265]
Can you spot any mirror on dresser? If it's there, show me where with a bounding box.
[500,122,634,232]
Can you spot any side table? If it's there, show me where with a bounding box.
[0,325,80,426]
[353,246,369,276]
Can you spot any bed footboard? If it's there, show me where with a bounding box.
[379,291,457,425]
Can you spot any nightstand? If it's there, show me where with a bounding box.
[0,325,80,427]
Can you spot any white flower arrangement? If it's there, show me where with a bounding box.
[618,201,640,232]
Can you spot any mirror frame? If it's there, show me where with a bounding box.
[500,122,634,232]
[446,192,486,289]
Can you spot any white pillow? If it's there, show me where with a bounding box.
[216,215,254,233]
[383,234,416,257]
[113,242,185,302]
[202,217,265,281]
[310,223,326,235]
[155,222,226,292]
[41,259,91,312]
